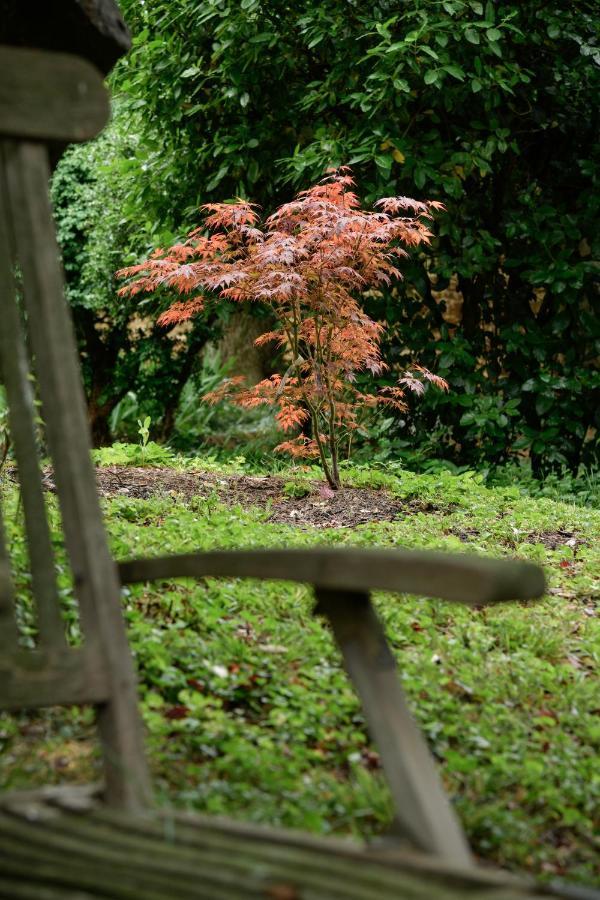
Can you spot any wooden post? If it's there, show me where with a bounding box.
[0,136,152,811]
[314,588,473,865]
[0,151,66,649]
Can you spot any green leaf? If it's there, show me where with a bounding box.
[414,168,426,188]
[486,28,502,42]
[375,154,393,175]
[444,65,465,81]
[424,69,439,85]
[471,78,483,93]
[547,23,560,39]
[205,165,229,192]
[465,28,480,45]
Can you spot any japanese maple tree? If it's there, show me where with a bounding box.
[117,169,448,489]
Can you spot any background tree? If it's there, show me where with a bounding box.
[117,170,448,487]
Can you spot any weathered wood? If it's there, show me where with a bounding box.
[0,149,66,649]
[0,803,568,900]
[314,587,472,865]
[0,647,109,710]
[0,877,98,900]
[0,0,131,76]
[0,783,100,814]
[102,808,529,893]
[118,547,545,606]
[2,137,151,811]
[0,788,533,895]
[0,47,109,143]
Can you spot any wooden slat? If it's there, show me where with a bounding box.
[97,808,516,895]
[314,587,473,866]
[0,877,99,900]
[0,149,67,649]
[0,805,565,900]
[117,548,545,606]
[0,819,254,900]
[2,138,151,811]
[0,787,541,895]
[0,647,109,710]
[0,46,109,143]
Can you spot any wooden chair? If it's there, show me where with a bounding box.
[0,45,592,900]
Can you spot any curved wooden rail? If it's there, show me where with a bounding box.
[117,547,545,606]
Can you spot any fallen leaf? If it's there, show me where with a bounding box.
[164,706,189,720]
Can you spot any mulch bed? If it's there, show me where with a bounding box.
[39,465,439,529]
[17,465,586,542]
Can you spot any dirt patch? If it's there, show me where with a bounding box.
[446,527,481,543]
[524,530,585,550]
[37,465,439,529]
[446,525,585,551]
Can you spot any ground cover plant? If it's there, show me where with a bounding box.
[1,462,598,887]
[117,169,448,489]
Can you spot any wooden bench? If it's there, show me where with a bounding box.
[0,44,594,900]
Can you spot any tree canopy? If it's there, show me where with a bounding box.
[53,0,599,470]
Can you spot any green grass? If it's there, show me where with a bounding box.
[1,463,599,886]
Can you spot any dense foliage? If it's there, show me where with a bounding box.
[117,170,448,487]
[53,0,599,470]
[51,112,217,445]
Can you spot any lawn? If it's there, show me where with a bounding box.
[1,461,598,887]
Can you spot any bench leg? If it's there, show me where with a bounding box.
[314,588,473,865]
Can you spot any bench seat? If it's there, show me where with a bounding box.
[0,787,590,900]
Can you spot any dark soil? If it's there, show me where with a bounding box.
[49,465,441,529]
[447,524,585,551]
[524,530,586,550]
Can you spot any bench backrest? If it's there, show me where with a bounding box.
[0,46,150,811]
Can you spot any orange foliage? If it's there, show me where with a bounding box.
[117,168,448,489]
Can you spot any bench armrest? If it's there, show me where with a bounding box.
[117,546,545,864]
[117,547,545,606]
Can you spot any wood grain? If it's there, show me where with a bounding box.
[0,145,66,649]
[0,800,569,899]
[0,648,108,710]
[118,547,545,606]
[315,588,473,864]
[2,138,151,811]
[0,46,109,143]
